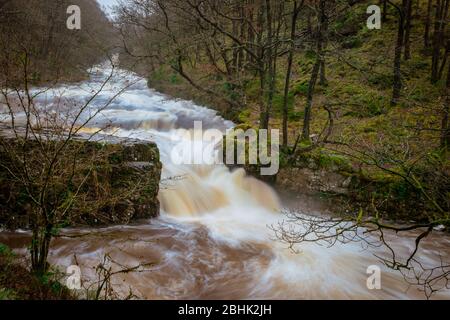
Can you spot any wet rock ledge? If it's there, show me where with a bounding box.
[0,130,162,229]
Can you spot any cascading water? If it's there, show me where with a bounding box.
[1,65,450,299]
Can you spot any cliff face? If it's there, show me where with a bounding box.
[0,138,162,229]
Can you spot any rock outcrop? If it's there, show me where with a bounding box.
[0,134,162,229]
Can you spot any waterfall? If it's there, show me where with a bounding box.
[2,63,448,299]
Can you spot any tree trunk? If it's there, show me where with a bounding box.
[282,1,301,147]
[438,40,449,79]
[30,224,51,275]
[319,7,328,86]
[431,0,441,82]
[441,60,450,150]
[237,4,245,71]
[302,59,320,141]
[262,0,274,130]
[246,0,255,66]
[431,0,448,83]
[302,0,325,141]
[404,0,413,60]
[307,10,312,35]
[319,60,327,86]
[232,19,239,73]
[257,1,268,129]
[391,1,406,106]
[424,0,433,47]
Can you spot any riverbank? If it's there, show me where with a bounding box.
[0,243,75,300]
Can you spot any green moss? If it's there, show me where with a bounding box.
[244,78,260,99]
[0,243,13,258]
[279,149,290,168]
[298,140,312,149]
[341,89,388,118]
[0,287,18,300]
[368,73,394,89]
[108,151,124,164]
[304,50,317,60]
[409,87,430,103]
[342,36,363,49]
[318,153,344,168]
[237,109,251,124]
[361,170,400,184]
[288,148,353,173]
[407,56,429,72]
[333,3,366,36]
[149,66,168,82]
[288,110,304,121]
[389,180,412,200]
[169,74,181,84]
[272,92,296,118]
[292,80,309,96]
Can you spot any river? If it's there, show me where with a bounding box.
[1,64,450,299]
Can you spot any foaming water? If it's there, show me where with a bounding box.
[1,64,450,299]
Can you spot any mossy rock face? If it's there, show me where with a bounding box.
[122,142,160,162]
[276,148,355,195]
[0,138,162,229]
[277,167,353,196]
[277,147,448,221]
[288,149,353,173]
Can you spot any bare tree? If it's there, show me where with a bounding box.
[441,58,450,150]
[389,0,407,106]
[274,132,450,297]
[424,0,433,47]
[403,0,413,60]
[272,211,450,298]
[431,0,449,83]
[301,0,327,142]
[282,1,304,147]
